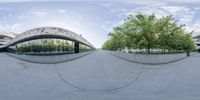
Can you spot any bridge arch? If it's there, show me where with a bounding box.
[0,27,95,53]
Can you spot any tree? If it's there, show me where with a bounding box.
[128,13,157,53]
[102,13,196,55]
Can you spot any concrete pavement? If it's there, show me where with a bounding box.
[0,51,200,100]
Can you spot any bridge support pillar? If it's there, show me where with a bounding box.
[0,47,7,52]
[74,42,79,53]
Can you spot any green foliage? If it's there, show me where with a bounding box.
[102,13,196,54]
[79,44,93,52]
[16,39,74,53]
[16,39,93,54]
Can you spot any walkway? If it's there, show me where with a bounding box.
[0,51,200,100]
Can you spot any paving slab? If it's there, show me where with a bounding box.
[0,51,200,100]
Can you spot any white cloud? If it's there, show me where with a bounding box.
[104,21,111,24]
[174,7,194,24]
[8,14,12,17]
[32,11,47,17]
[78,15,83,19]
[58,9,66,13]
[159,6,195,24]
[160,6,192,22]
[0,23,23,33]
[95,17,101,21]
[168,0,200,3]
[123,0,166,6]
[134,6,194,24]
[116,7,167,18]
[18,14,28,19]
[101,2,114,7]
[0,7,12,11]
[101,24,107,31]
[64,13,69,18]
[101,20,124,33]
[187,24,200,36]
[161,6,184,13]
[110,8,128,13]
[123,0,200,5]
[101,21,113,32]
[131,7,168,18]
[179,14,194,24]
[194,7,200,10]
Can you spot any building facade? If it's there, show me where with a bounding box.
[0,32,17,45]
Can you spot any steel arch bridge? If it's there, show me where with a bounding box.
[0,27,95,53]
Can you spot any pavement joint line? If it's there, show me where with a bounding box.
[53,63,145,92]
[17,62,30,70]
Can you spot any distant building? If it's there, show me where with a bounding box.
[0,32,18,45]
[193,35,200,52]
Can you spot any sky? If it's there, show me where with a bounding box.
[0,0,200,48]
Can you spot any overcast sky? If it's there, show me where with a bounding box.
[0,0,200,48]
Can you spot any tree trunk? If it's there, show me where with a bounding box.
[186,50,190,56]
[147,47,150,54]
